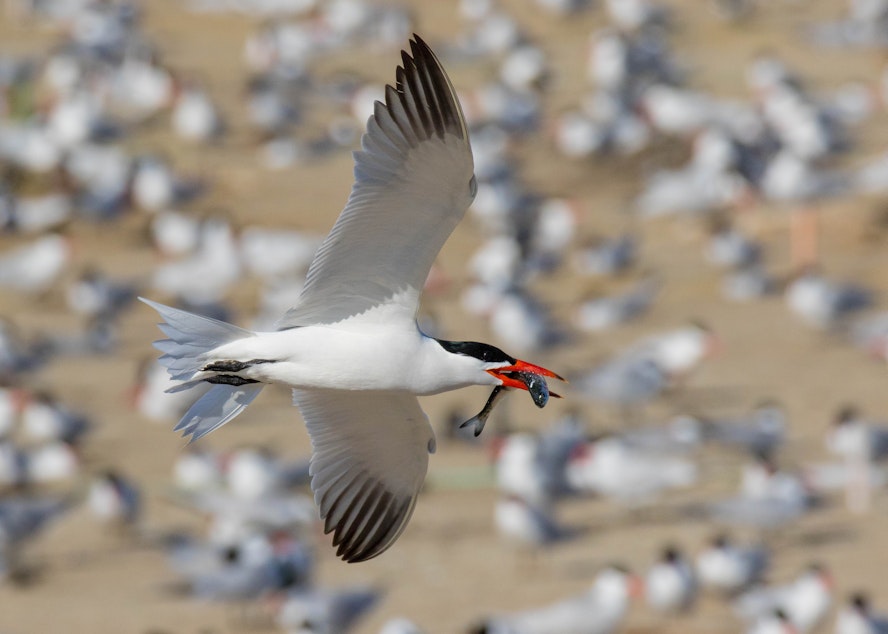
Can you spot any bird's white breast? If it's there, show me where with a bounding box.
[215,323,495,395]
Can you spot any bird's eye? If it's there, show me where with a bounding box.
[469,175,478,198]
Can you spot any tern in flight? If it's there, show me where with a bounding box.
[141,36,563,563]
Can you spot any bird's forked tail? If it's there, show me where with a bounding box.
[139,298,264,443]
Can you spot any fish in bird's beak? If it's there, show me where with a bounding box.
[460,361,565,437]
[459,385,508,438]
[486,360,565,406]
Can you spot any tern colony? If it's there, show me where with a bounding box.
[2,0,888,633]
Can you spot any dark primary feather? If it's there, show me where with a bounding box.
[276,34,474,329]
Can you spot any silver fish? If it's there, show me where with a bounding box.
[460,385,509,437]
[514,371,549,408]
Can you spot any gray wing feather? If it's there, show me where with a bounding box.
[292,389,435,563]
[277,36,474,328]
[174,383,264,443]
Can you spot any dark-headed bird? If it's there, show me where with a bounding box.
[140,36,563,564]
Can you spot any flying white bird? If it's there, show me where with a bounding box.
[141,36,563,564]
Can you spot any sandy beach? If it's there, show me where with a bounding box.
[1,1,888,632]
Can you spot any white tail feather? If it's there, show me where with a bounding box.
[140,298,262,440]
[140,298,254,380]
[175,383,264,443]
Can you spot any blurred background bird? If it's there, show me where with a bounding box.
[1,0,888,632]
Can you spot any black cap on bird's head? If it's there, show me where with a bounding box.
[436,339,564,393]
[662,546,682,563]
[850,592,870,612]
[834,404,859,426]
[436,340,516,364]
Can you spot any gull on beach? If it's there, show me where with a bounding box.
[87,469,141,527]
[0,496,71,580]
[494,493,575,550]
[470,565,640,634]
[0,192,72,235]
[566,436,697,502]
[785,268,871,330]
[695,534,769,595]
[734,564,834,633]
[825,406,888,463]
[575,277,660,332]
[19,391,90,444]
[276,584,381,634]
[645,546,697,614]
[170,535,311,601]
[0,233,71,294]
[172,82,224,143]
[172,446,224,492]
[834,593,888,634]
[700,401,787,457]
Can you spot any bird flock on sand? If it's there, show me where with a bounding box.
[2,0,888,633]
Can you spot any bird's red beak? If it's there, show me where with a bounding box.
[486,360,565,395]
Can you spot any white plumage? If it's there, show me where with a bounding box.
[141,37,561,564]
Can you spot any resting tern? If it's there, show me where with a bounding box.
[644,546,698,614]
[141,36,563,563]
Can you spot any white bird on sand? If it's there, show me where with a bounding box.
[172,446,224,492]
[629,322,721,381]
[0,234,71,294]
[379,618,426,634]
[276,584,381,634]
[20,391,89,444]
[471,565,640,634]
[150,209,203,257]
[785,269,871,330]
[645,546,697,613]
[172,82,223,143]
[834,593,888,634]
[239,226,322,281]
[735,565,833,633]
[575,277,659,332]
[173,536,311,601]
[573,234,637,277]
[87,469,141,527]
[224,446,310,499]
[695,534,769,595]
[566,436,697,502]
[24,440,81,484]
[826,406,888,463]
[703,401,787,457]
[141,37,563,564]
[748,610,800,634]
[0,496,71,579]
[151,214,242,304]
[723,266,776,302]
[1,193,72,235]
[705,221,762,269]
[576,355,668,412]
[494,493,574,549]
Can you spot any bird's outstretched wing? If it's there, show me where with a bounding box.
[292,389,436,563]
[277,35,474,329]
